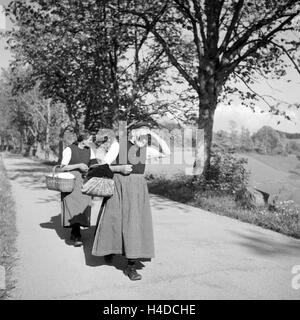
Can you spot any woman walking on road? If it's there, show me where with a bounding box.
[60,130,98,247]
[92,123,171,281]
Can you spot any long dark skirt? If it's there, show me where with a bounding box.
[92,173,155,259]
[61,171,91,227]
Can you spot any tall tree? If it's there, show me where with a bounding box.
[120,0,300,176]
[229,120,238,149]
[239,126,254,152]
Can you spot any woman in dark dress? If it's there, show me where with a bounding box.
[60,130,98,246]
[92,123,171,280]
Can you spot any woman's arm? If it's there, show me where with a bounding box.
[89,147,98,166]
[103,140,133,175]
[109,164,133,175]
[103,140,119,165]
[146,131,171,160]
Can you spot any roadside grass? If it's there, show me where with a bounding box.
[147,174,300,239]
[0,154,17,299]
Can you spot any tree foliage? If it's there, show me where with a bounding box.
[3,0,300,174]
[5,0,171,133]
[0,66,67,158]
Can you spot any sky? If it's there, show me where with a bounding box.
[0,0,12,69]
[214,68,300,133]
[0,0,299,134]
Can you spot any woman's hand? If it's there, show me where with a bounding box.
[78,163,89,172]
[120,165,133,175]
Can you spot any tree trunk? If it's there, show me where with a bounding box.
[194,79,218,178]
[19,137,23,154]
[193,106,216,177]
[58,127,65,163]
[5,135,9,151]
[58,124,70,163]
[203,112,215,176]
[44,99,51,160]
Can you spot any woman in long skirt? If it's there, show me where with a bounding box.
[60,130,98,246]
[92,123,171,280]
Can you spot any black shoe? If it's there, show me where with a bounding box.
[74,237,83,247]
[124,266,142,281]
[70,234,83,247]
[104,254,114,264]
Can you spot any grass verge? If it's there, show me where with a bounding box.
[0,153,17,299]
[147,174,300,239]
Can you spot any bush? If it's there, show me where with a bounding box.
[194,150,250,196]
[147,174,194,203]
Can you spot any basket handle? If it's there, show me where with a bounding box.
[52,165,61,177]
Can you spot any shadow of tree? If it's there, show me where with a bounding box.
[230,228,300,257]
[289,170,300,179]
[36,193,60,204]
[6,165,52,191]
[149,194,191,214]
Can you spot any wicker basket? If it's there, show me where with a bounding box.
[46,165,75,193]
[82,177,114,197]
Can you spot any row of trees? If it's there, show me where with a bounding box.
[1,0,299,176]
[0,67,70,159]
[214,124,300,155]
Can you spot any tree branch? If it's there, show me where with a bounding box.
[173,0,204,58]
[270,40,300,75]
[223,10,299,75]
[192,0,207,49]
[151,28,200,91]
[222,2,298,62]
[219,0,244,54]
[234,71,273,109]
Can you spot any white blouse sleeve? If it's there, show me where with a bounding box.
[90,148,96,159]
[104,141,120,165]
[61,147,72,166]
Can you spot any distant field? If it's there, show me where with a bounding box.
[247,153,300,176]
[145,150,300,205]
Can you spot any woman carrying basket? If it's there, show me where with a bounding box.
[92,123,171,281]
[60,130,98,246]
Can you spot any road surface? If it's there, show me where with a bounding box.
[2,153,300,299]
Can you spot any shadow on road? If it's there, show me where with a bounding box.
[150,194,191,213]
[6,165,53,191]
[230,228,300,257]
[40,214,145,273]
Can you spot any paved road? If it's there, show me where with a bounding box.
[3,154,300,300]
